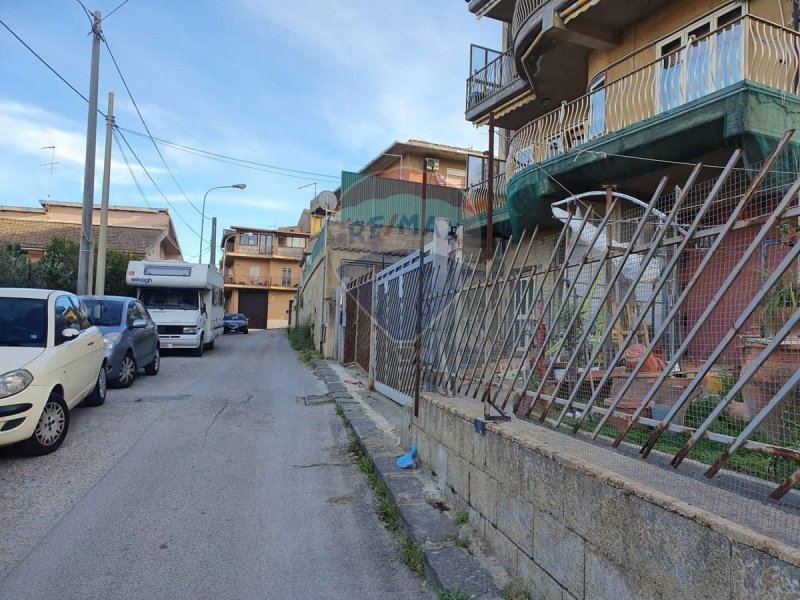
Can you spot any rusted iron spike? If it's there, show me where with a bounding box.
[583,153,739,436]
[640,169,800,458]
[612,131,794,448]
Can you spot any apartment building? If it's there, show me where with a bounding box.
[463,0,798,239]
[221,226,308,329]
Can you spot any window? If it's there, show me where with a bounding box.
[446,168,467,188]
[282,268,292,287]
[127,301,139,326]
[69,297,92,330]
[134,301,151,320]
[587,73,606,140]
[657,5,743,113]
[240,233,258,246]
[84,299,124,327]
[144,264,191,277]
[249,266,261,284]
[259,234,272,254]
[0,298,47,348]
[140,288,199,310]
[278,236,305,248]
[55,296,81,344]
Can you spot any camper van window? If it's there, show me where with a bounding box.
[143,265,192,277]
[140,288,199,310]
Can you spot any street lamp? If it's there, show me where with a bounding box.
[200,184,247,263]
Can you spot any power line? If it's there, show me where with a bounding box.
[117,127,341,181]
[74,0,93,25]
[102,36,208,219]
[103,0,131,21]
[0,19,341,184]
[114,127,203,240]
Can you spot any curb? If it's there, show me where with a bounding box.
[312,360,504,600]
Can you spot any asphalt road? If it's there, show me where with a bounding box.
[0,330,433,600]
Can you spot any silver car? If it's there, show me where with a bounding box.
[81,296,160,388]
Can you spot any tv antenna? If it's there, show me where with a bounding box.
[41,146,58,201]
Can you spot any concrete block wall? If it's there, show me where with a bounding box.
[413,395,800,600]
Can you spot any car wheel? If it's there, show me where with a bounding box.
[207,338,215,350]
[84,364,108,406]
[115,352,137,388]
[193,335,204,357]
[244,328,249,334]
[145,347,160,375]
[22,392,70,456]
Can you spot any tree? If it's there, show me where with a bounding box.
[0,243,39,287]
[37,238,79,292]
[103,250,138,297]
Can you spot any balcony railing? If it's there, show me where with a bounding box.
[273,246,305,258]
[507,16,800,179]
[512,0,548,40]
[463,173,508,219]
[224,274,298,288]
[226,244,305,258]
[466,48,521,113]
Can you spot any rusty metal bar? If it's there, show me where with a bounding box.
[501,207,593,411]
[467,228,538,397]
[422,253,471,382]
[450,237,514,391]
[551,175,673,428]
[496,215,577,410]
[435,252,484,388]
[673,279,800,467]
[715,366,800,486]
[524,199,621,418]
[398,264,439,394]
[640,170,800,458]
[457,230,529,395]
[587,151,742,436]
[612,131,794,447]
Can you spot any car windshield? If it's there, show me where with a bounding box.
[0,297,48,347]
[140,288,199,310]
[225,314,245,321]
[83,299,124,326]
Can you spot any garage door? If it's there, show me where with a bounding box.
[238,290,268,329]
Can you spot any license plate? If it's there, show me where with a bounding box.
[167,343,173,349]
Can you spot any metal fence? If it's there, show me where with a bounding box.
[408,136,800,515]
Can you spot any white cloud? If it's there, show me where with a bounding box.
[238,0,498,154]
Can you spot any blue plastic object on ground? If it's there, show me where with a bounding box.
[396,444,417,469]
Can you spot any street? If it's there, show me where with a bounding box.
[0,330,433,600]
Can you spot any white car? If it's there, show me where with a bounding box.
[0,289,107,455]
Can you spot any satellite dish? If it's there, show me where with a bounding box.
[317,190,337,212]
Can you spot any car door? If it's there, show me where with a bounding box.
[50,295,93,407]
[136,301,158,360]
[69,296,102,400]
[127,300,150,364]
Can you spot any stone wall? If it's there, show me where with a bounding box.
[412,394,800,600]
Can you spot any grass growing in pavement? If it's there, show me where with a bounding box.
[503,584,532,600]
[438,588,471,600]
[287,324,314,351]
[453,535,471,549]
[454,511,469,527]
[400,537,426,578]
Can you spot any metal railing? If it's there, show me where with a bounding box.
[512,0,548,40]
[274,245,305,258]
[466,48,521,112]
[507,16,800,179]
[224,274,296,288]
[463,173,508,219]
[396,138,800,523]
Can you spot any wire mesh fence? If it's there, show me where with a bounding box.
[409,137,800,520]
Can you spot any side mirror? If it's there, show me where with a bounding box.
[61,327,80,341]
[131,318,148,329]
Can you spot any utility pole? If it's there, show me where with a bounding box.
[95,92,114,295]
[413,163,430,418]
[77,10,102,295]
[210,217,217,266]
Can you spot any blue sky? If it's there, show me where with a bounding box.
[0,1,500,261]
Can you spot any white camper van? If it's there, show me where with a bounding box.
[126,261,224,356]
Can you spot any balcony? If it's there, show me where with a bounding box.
[465,47,528,124]
[507,16,800,179]
[462,173,508,225]
[224,274,299,289]
[224,244,305,259]
[505,15,800,237]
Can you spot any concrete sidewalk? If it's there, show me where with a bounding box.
[313,360,509,600]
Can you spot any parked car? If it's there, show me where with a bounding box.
[81,295,160,388]
[223,313,249,334]
[0,289,106,455]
